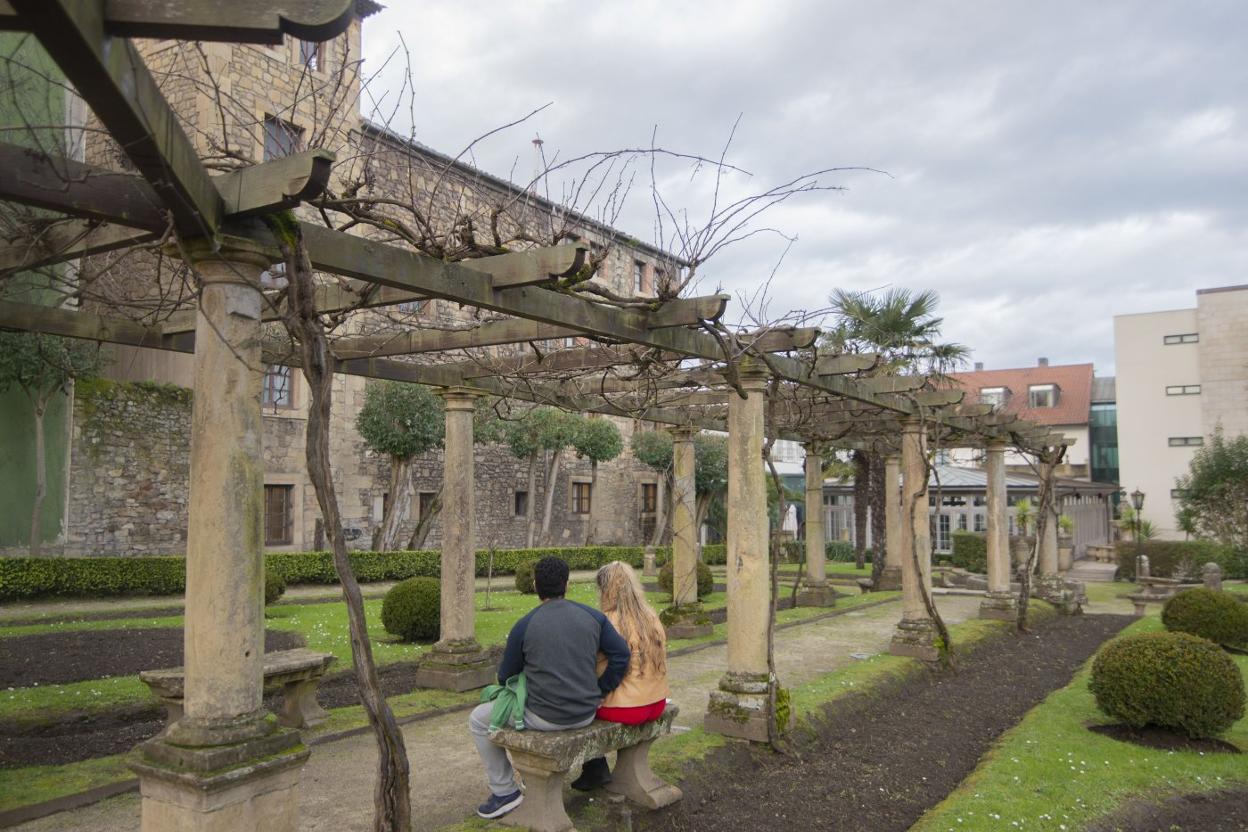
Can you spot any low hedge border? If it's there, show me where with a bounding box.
[1116,539,1246,581]
[0,543,728,601]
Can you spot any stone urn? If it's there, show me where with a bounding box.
[1009,535,1035,571]
[1057,536,1074,572]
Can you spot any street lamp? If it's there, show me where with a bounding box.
[1131,488,1145,573]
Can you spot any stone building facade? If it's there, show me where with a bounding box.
[40,5,677,556]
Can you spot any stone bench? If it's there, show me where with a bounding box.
[489,705,682,832]
[140,647,336,729]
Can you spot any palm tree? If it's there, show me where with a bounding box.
[823,287,969,579]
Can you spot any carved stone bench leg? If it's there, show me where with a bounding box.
[498,750,572,832]
[159,698,184,727]
[1132,600,1146,618]
[279,678,328,729]
[604,739,682,809]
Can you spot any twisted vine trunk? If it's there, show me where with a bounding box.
[539,450,562,546]
[852,450,870,569]
[372,457,412,551]
[28,391,50,555]
[525,455,538,548]
[272,219,411,831]
[406,484,443,550]
[869,451,886,588]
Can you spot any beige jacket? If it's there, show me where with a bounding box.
[597,609,671,709]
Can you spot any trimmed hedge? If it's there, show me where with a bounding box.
[825,541,871,564]
[951,531,987,574]
[657,559,713,599]
[1162,588,1248,648]
[380,577,440,642]
[0,545,703,601]
[1090,630,1246,738]
[1116,539,1245,581]
[264,571,287,606]
[514,559,537,594]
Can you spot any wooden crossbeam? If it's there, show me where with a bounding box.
[814,353,878,375]
[9,0,223,235]
[0,222,156,273]
[0,0,357,43]
[859,375,926,394]
[329,320,584,359]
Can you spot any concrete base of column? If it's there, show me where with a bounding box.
[414,638,495,692]
[978,591,1018,621]
[875,566,903,591]
[795,580,838,607]
[889,618,940,662]
[704,671,787,743]
[132,724,307,832]
[660,603,713,639]
[643,547,658,578]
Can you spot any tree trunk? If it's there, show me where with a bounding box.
[539,449,561,546]
[28,392,49,555]
[525,454,538,548]
[372,458,412,551]
[648,473,669,549]
[869,451,886,587]
[406,483,443,550]
[584,459,598,545]
[273,221,411,832]
[853,450,870,569]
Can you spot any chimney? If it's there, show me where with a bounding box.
[530,134,545,195]
[974,361,984,372]
[1038,357,1049,367]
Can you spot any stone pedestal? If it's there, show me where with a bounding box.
[704,671,785,744]
[889,618,940,662]
[414,638,495,692]
[643,546,658,577]
[978,591,1018,621]
[1058,539,1074,573]
[796,581,838,607]
[661,603,712,639]
[875,565,902,591]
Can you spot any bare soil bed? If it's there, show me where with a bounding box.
[638,613,1134,832]
[1089,789,1248,831]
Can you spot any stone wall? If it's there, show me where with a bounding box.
[1196,285,1248,440]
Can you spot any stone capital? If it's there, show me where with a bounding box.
[669,424,699,441]
[438,385,482,410]
[176,234,281,272]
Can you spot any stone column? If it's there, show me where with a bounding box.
[979,441,1016,620]
[706,361,783,742]
[877,453,904,590]
[663,426,711,638]
[1038,461,1059,576]
[415,387,494,691]
[797,444,836,606]
[889,418,939,661]
[131,237,307,832]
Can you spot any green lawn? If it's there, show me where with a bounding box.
[913,616,1248,832]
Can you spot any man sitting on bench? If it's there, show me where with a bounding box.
[468,556,631,820]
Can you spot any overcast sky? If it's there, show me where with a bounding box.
[361,1,1248,375]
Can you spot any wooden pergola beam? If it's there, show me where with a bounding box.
[815,353,878,375]
[0,0,357,43]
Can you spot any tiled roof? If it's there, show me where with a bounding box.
[946,363,1094,427]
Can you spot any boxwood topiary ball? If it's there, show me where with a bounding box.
[657,559,713,600]
[514,559,538,594]
[381,576,441,642]
[1089,630,1245,739]
[264,570,287,606]
[1162,587,1248,648]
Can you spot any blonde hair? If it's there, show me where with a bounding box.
[596,560,667,677]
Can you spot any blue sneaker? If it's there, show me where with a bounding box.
[477,789,523,819]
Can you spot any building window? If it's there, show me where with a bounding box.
[572,482,592,515]
[262,364,293,408]
[1163,333,1199,345]
[298,39,323,71]
[514,490,528,516]
[1028,384,1057,408]
[1168,436,1204,447]
[264,485,294,546]
[979,386,1007,408]
[633,260,645,294]
[652,267,665,294]
[1170,488,1187,499]
[1165,385,1201,396]
[974,513,986,532]
[416,491,437,519]
[957,514,968,531]
[936,514,951,552]
[641,483,658,513]
[263,115,303,161]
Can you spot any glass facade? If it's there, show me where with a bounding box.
[1089,402,1119,485]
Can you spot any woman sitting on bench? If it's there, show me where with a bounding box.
[572,560,671,791]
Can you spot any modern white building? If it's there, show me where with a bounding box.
[1114,284,1248,538]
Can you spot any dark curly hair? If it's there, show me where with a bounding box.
[534,556,570,600]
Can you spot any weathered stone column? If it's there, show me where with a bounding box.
[131,236,307,832]
[797,443,836,606]
[663,426,711,638]
[706,361,783,742]
[415,387,493,691]
[979,441,1016,620]
[889,418,938,661]
[877,453,904,590]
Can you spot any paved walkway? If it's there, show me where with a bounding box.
[10,595,996,832]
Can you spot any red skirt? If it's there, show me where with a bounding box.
[596,699,666,725]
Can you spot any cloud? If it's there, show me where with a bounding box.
[360,0,1248,374]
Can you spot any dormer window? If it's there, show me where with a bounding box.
[979,387,1008,409]
[1028,384,1058,408]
